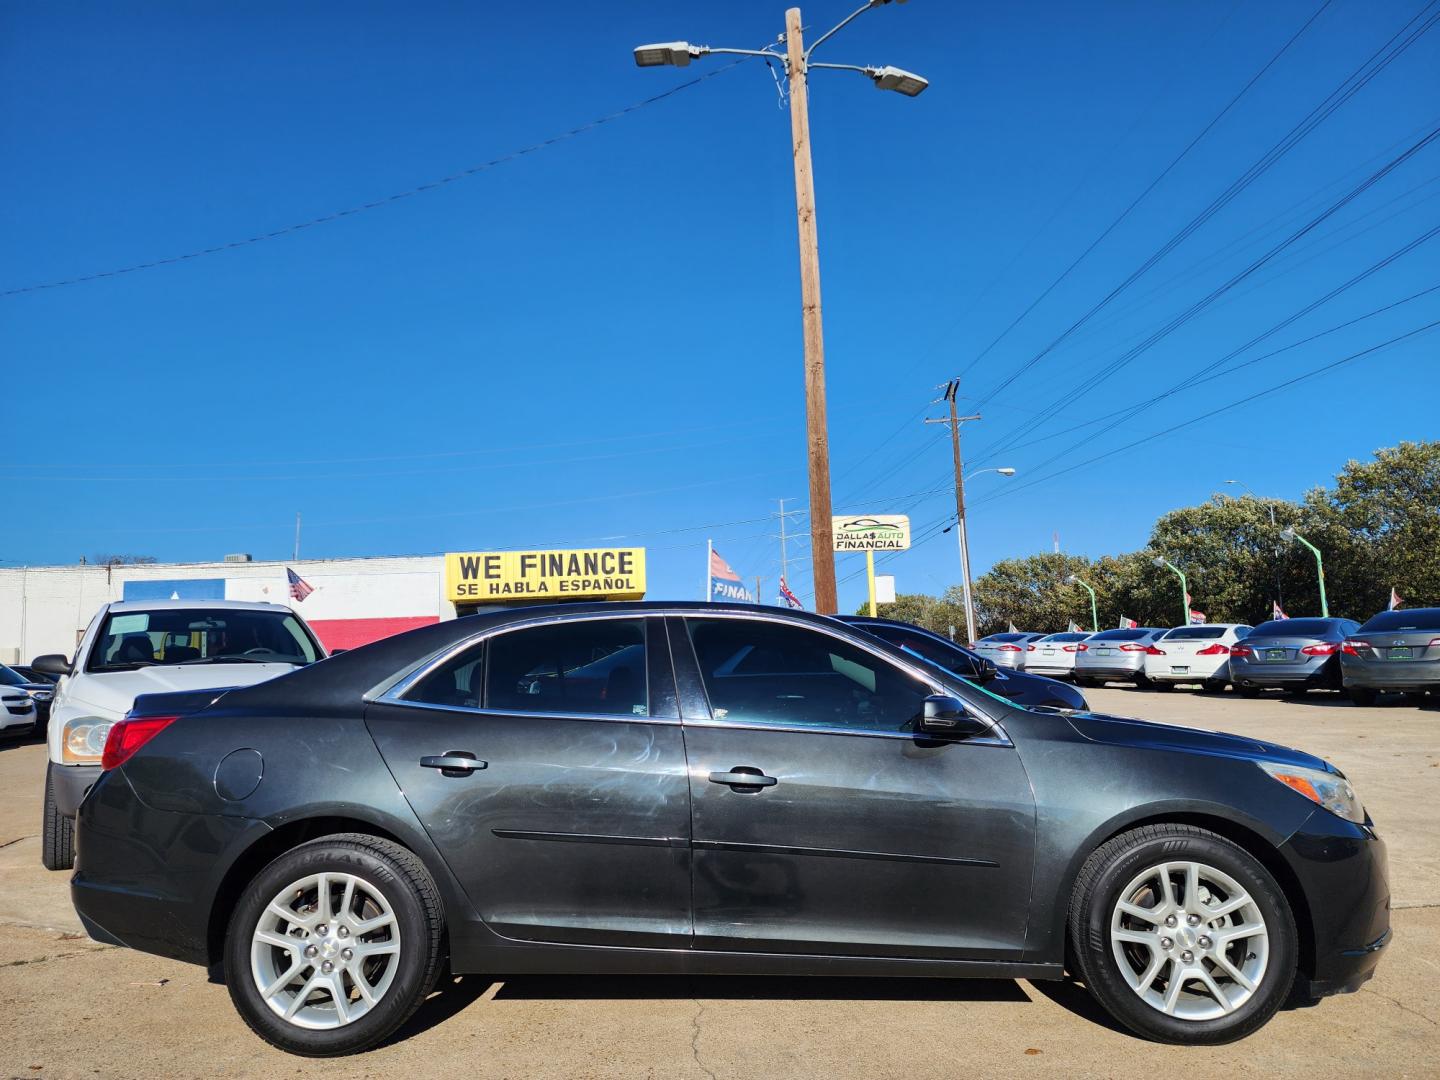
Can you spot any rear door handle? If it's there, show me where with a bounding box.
[708,768,777,790]
[420,752,487,776]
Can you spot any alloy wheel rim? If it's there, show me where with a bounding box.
[1109,860,1269,1021]
[249,871,401,1030]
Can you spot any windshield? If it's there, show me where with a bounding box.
[0,665,26,686]
[1358,609,1440,633]
[86,609,321,672]
[1249,618,1346,637]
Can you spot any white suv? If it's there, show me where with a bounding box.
[36,600,326,870]
[1142,623,1253,692]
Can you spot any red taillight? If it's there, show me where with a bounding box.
[1026,644,1036,651]
[1301,642,1340,656]
[101,716,177,771]
[1074,643,1088,652]
[1143,645,1165,655]
[1196,643,1231,656]
[1342,639,1369,656]
[1230,645,1253,657]
[1429,638,1440,649]
[997,644,1022,652]
[1062,644,1081,652]
[1118,643,1148,652]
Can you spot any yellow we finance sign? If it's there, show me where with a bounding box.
[445,548,646,602]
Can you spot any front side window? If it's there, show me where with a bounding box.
[686,617,931,734]
[485,619,647,717]
[86,609,320,671]
[867,625,979,679]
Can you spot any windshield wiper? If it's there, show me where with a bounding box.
[91,661,158,672]
[175,656,285,666]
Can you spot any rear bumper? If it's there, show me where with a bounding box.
[1143,664,1228,684]
[72,767,268,966]
[1231,657,1337,688]
[1341,657,1440,692]
[1281,810,1390,998]
[1074,664,1144,680]
[1025,663,1075,677]
[48,761,101,818]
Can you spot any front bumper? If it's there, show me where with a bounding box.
[1281,808,1390,998]
[48,760,101,817]
[0,707,37,734]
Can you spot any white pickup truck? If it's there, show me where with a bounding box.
[35,599,326,870]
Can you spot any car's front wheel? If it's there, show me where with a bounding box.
[224,834,445,1056]
[41,769,75,871]
[1069,824,1297,1044]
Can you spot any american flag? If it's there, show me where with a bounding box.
[1189,609,1207,625]
[778,576,803,610]
[287,567,314,602]
[1390,587,1403,611]
[1272,601,1289,620]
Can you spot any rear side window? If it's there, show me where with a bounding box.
[1358,609,1440,633]
[1089,629,1148,642]
[409,644,485,709]
[485,620,648,717]
[686,618,931,734]
[1160,627,1227,640]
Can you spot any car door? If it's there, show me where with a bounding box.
[365,614,692,949]
[671,615,1036,961]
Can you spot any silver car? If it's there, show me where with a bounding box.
[1229,617,1359,697]
[972,631,1045,671]
[1025,632,1092,677]
[1073,627,1167,687]
[1340,607,1440,705]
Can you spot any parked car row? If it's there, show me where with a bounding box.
[972,606,1440,706]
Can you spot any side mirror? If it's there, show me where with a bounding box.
[31,654,71,677]
[917,695,991,738]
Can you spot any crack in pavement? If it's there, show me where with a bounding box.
[0,835,36,850]
[3,946,114,968]
[1360,986,1438,1026]
[689,982,717,1080]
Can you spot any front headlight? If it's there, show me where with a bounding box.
[61,717,113,764]
[1258,761,1366,824]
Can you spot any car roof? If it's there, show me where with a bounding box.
[103,599,298,613]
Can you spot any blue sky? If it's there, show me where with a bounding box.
[3,0,1437,612]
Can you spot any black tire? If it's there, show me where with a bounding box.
[1134,674,1152,689]
[1068,824,1297,1044]
[1153,682,1174,693]
[1237,685,1261,699]
[1348,687,1377,707]
[41,769,75,871]
[224,833,445,1057]
[1403,691,1429,706]
[1199,681,1226,694]
[1073,677,1095,689]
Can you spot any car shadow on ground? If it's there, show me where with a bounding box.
[0,729,45,751]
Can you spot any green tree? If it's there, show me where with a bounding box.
[858,592,966,638]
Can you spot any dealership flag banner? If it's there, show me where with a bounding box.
[1119,616,1138,629]
[1067,620,1082,633]
[287,567,315,602]
[1272,601,1289,620]
[778,576,803,610]
[1390,587,1403,611]
[1189,609,1207,624]
[707,544,754,603]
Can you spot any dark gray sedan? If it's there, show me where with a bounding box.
[71,603,1388,1055]
[1341,607,1440,705]
[1229,618,1360,697]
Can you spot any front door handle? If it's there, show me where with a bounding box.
[708,767,777,791]
[420,752,487,776]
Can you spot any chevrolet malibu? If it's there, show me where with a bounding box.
[72,603,1388,1056]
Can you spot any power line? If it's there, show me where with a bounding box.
[1,59,747,299]
[970,0,1440,413]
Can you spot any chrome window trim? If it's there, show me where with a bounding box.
[372,606,1010,747]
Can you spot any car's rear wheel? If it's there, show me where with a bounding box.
[41,769,75,871]
[1348,687,1377,707]
[225,834,445,1056]
[1069,824,1296,1044]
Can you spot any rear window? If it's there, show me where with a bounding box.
[1358,609,1440,633]
[982,633,1031,643]
[1160,626,1227,641]
[1249,619,1344,637]
[1088,629,1149,642]
[1039,633,1090,643]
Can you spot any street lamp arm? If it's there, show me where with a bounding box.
[804,0,885,60]
[806,62,872,74]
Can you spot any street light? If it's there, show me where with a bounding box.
[943,466,1017,643]
[635,2,928,614]
[1280,526,1330,617]
[1065,573,1099,634]
[1153,555,1189,627]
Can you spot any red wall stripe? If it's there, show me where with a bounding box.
[308,616,440,652]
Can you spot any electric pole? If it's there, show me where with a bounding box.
[927,380,981,643]
[633,3,929,616]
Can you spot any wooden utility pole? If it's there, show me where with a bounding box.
[928,380,981,643]
[785,7,838,614]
